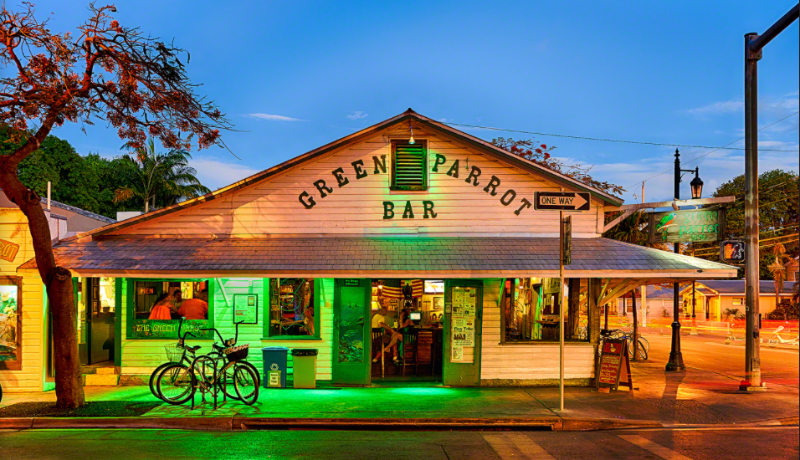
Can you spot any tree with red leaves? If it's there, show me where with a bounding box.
[492,137,624,196]
[0,3,230,407]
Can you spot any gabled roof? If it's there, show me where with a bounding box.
[41,197,116,224]
[65,109,624,242]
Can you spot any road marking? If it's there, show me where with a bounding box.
[617,434,693,460]
[482,433,555,460]
[703,342,799,354]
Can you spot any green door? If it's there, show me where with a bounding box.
[332,279,372,386]
[443,280,483,387]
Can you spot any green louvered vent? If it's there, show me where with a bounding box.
[392,142,427,190]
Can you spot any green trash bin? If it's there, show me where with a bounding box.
[291,349,318,389]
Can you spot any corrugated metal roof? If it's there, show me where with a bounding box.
[22,236,737,277]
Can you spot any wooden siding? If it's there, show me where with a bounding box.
[480,278,594,382]
[107,124,603,238]
[119,278,334,381]
[0,209,46,392]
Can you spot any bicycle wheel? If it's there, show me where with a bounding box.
[638,336,650,352]
[768,338,778,348]
[192,355,220,397]
[156,363,193,405]
[149,362,179,401]
[233,363,259,405]
[637,339,649,360]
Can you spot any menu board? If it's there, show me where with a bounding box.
[597,339,632,391]
[450,286,477,363]
[233,294,259,324]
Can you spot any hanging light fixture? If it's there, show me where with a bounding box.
[690,167,704,199]
[408,120,415,144]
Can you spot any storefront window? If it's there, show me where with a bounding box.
[501,278,588,343]
[0,276,21,370]
[267,278,319,339]
[128,279,212,339]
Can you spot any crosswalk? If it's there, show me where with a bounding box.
[481,432,694,460]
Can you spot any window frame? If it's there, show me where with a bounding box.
[126,278,214,340]
[0,275,22,370]
[263,278,322,341]
[390,139,428,191]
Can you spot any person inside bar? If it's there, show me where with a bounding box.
[372,308,413,365]
[301,305,314,336]
[179,288,209,320]
[148,288,181,320]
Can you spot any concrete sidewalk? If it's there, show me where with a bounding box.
[1,360,798,431]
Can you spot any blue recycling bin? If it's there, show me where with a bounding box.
[261,346,288,389]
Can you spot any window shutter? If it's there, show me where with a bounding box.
[392,141,427,190]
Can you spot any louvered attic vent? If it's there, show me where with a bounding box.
[391,140,427,191]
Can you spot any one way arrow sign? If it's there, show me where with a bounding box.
[534,192,591,211]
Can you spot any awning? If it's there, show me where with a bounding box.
[21,236,738,280]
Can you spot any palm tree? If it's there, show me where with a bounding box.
[767,243,791,319]
[602,210,648,245]
[114,139,210,212]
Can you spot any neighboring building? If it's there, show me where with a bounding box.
[0,190,114,392]
[787,256,799,283]
[678,280,795,321]
[12,110,737,392]
[617,285,675,320]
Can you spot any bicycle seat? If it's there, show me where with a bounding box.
[186,345,202,352]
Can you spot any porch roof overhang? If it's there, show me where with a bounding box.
[20,236,738,280]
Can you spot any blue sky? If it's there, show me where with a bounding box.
[19,1,800,203]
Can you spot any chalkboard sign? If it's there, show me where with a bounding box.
[597,338,633,391]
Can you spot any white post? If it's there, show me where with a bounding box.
[47,181,52,211]
[559,209,565,412]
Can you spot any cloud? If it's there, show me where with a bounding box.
[190,157,260,191]
[346,111,368,120]
[687,100,743,116]
[245,113,303,122]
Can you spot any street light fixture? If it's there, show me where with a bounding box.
[666,148,704,372]
[690,169,704,199]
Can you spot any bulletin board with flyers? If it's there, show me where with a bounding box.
[450,286,477,363]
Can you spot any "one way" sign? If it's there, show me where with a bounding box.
[534,192,591,211]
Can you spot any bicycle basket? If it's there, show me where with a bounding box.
[164,344,185,362]
[223,344,249,362]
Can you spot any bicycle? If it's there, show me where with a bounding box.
[767,325,800,348]
[599,329,647,360]
[725,322,745,345]
[157,321,260,407]
[148,318,232,402]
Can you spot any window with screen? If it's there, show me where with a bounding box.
[500,278,588,343]
[266,278,320,339]
[128,279,212,339]
[391,140,427,190]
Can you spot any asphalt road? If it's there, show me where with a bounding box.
[0,426,797,459]
[642,330,800,386]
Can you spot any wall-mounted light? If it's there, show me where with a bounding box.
[409,121,415,144]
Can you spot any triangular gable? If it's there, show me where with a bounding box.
[72,109,623,241]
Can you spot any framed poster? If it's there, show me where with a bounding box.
[233,294,259,325]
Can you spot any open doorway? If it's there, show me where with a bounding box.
[369,279,444,382]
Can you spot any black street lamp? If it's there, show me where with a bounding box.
[666,149,704,372]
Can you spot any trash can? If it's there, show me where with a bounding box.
[262,347,288,389]
[291,349,318,389]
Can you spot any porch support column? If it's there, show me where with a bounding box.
[567,278,581,339]
[588,278,602,385]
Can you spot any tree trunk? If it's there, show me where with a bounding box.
[0,161,85,408]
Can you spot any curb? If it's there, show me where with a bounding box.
[0,416,663,432]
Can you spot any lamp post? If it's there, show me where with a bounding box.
[666,149,703,372]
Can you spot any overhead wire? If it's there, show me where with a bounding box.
[441,114,799,153]
[626,111,800,189]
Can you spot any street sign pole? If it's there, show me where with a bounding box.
[559,209,565,412]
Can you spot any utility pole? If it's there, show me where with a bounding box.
[641,182,647,328]
[742,4,798,390]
